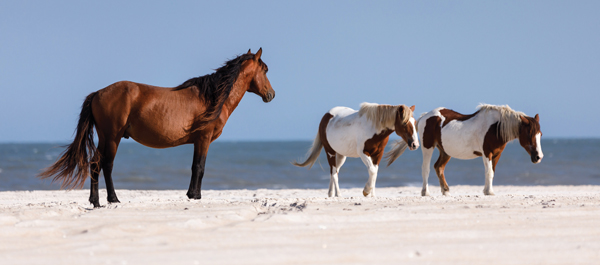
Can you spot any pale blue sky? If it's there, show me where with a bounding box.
[1,1,598,142]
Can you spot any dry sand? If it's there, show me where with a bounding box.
[0,185,599,264]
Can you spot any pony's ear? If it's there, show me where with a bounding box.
[534,114,539,122]
[410,105,415,112]
[254,47,263,61]
[247,49,252,54]
[520,115,530,125]
[397,104,405,113]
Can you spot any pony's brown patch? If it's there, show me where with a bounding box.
[363,129,394,166]
[482,122,507,170]
[473,151,483,156]
[439,109,479,127]
[318,113,337,172]
[422,116,443,150]
[394,105,415,143]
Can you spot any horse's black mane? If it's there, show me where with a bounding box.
[174,53,265,131]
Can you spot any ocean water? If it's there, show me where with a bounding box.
[0,139,598,192]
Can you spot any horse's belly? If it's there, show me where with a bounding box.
[127,123,190,148]
[326,131,360,158]
[441,133,480,160]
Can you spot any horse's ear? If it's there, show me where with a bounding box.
[520,115,530,125]
[247,49,252,54]
[397,105,405,114]
[254,47,262,61]
[534,114,539,122]
[410,105,415,112]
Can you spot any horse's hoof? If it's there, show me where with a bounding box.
[107,196,120,204]
[362,190,370,197]
[421,190,430,196]
[484,191,495,196]
[186,192,202,200]
[442,189,451,196]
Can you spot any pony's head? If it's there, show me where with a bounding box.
[244,48,275,103]
[394,105,419,151]
[518,114,543,164]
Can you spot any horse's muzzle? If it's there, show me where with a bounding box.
[263,91,275,103]
[531,151,543,164]
[408,140,419,151]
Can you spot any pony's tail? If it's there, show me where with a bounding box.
[38,92,100,189]
[292,133,323,169]
[384,140,409,167]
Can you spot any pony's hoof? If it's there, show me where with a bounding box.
[442,191,451,196]
[362,190,370,197]
[421,190,430,196]
[484,190,495,196]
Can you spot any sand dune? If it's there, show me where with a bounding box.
[1,185,599,264]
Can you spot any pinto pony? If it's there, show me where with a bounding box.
[293,103,419,197]
[39,48,275,207]
[387,104,543,196]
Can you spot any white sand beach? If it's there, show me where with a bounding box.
[1,185,599,264]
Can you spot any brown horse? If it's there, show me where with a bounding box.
[39,48,275,207]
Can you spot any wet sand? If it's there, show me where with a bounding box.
[1,185,599,264]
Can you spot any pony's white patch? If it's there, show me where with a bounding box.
[409,117,420,150]
[535,133,543,163]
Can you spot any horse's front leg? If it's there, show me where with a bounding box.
[187,138,210,200]
[482,156,495,195]
[359,154,378,197]
[421,147,434,196]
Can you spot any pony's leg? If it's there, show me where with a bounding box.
[102,139,121,203]
[88,149,102,208]
[421,147,434,196]
[332,154,346,197]
[434,150,452,195]
[325,152,337,197]
[187,138,210,199]
[482,156,495,195]
[360,154,378,197]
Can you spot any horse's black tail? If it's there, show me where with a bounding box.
[38,92,100,189]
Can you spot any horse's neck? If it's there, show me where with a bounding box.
[220,78,251,118]
[481,110,518,142]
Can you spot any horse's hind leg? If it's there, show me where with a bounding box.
[324,151,338,197]
[330,154,346,197]
[88,149,102,208]
[421,147,434,196]
[101,139,121,203]
[434,149,451,195]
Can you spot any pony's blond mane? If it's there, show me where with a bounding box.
[359,102,412,132]
[477,104,525,142]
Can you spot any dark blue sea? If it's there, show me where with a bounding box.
[0,139,598,191]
